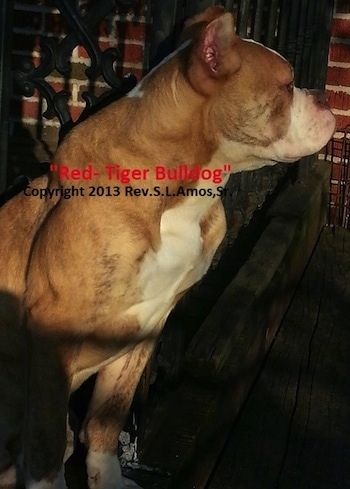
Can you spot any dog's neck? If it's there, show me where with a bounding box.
[121,56,217,164]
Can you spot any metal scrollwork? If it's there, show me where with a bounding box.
[13,0,139,138]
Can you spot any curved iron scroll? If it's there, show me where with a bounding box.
[14,0,139,140]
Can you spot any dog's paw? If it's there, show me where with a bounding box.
[87,473,143,489]
[86,451,144,489]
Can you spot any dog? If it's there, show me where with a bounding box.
[0,6,335,489]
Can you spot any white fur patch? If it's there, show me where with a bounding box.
[213,138,279,173]
[269,87,336,161]
[126,185,226,332]
[86,451,141,489]
[26,466,66,489]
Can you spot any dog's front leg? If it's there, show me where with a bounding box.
[24,332,72,489]
[83,340,156,489]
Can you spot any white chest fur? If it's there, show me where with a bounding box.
[126,196,215,332]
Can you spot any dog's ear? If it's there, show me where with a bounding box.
[178,6,226,46]
[202,13,240,76]
[183,6,226,30]
[186,12,241,95]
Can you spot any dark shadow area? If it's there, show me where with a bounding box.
[206,227,350,489]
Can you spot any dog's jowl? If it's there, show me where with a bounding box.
[0,7,335,489]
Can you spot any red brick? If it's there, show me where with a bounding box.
[77,45,90,59]
[23,99,43,119]
[327,66,350,86]
[69,105,84,122]
[329,42,350,63]
[330,183,340,197]
[326,89,350,110]
[11,95,84,123]
[331,18,350,38]
[10,99,42,119]
[326,136,345,160]
[49,80,66,93]
[334,113,350,130]
[330,162,343,181]
[99,39,114,52]
[120,43,143,64]
[333,168,341,183]
[115,21,146,42]
[332,138,344,154]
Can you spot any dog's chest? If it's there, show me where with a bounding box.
[127,198,214,331]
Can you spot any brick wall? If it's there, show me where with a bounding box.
[9,1,350,181]
[326,0,350,131]
[324,0,350,227]
[9,0,148,179]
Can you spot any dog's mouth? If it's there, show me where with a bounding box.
[266,91,336,163]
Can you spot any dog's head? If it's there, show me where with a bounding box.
[180,8,335,165]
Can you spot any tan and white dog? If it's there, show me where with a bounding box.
[0,7,335,489]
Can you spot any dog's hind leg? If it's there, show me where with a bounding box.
[82,340,156,489]
[23,332,72,489]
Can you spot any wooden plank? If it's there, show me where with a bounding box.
[136,163,331,488]
[186,161,330,380]
[207,226,350,489]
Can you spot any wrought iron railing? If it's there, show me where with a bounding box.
[327,128,350,228]
[0,0,141,203]
[0,0,14,194]
[14,0,139,142]
[148,0,334,87]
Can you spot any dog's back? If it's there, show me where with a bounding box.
[0,175,55,297]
